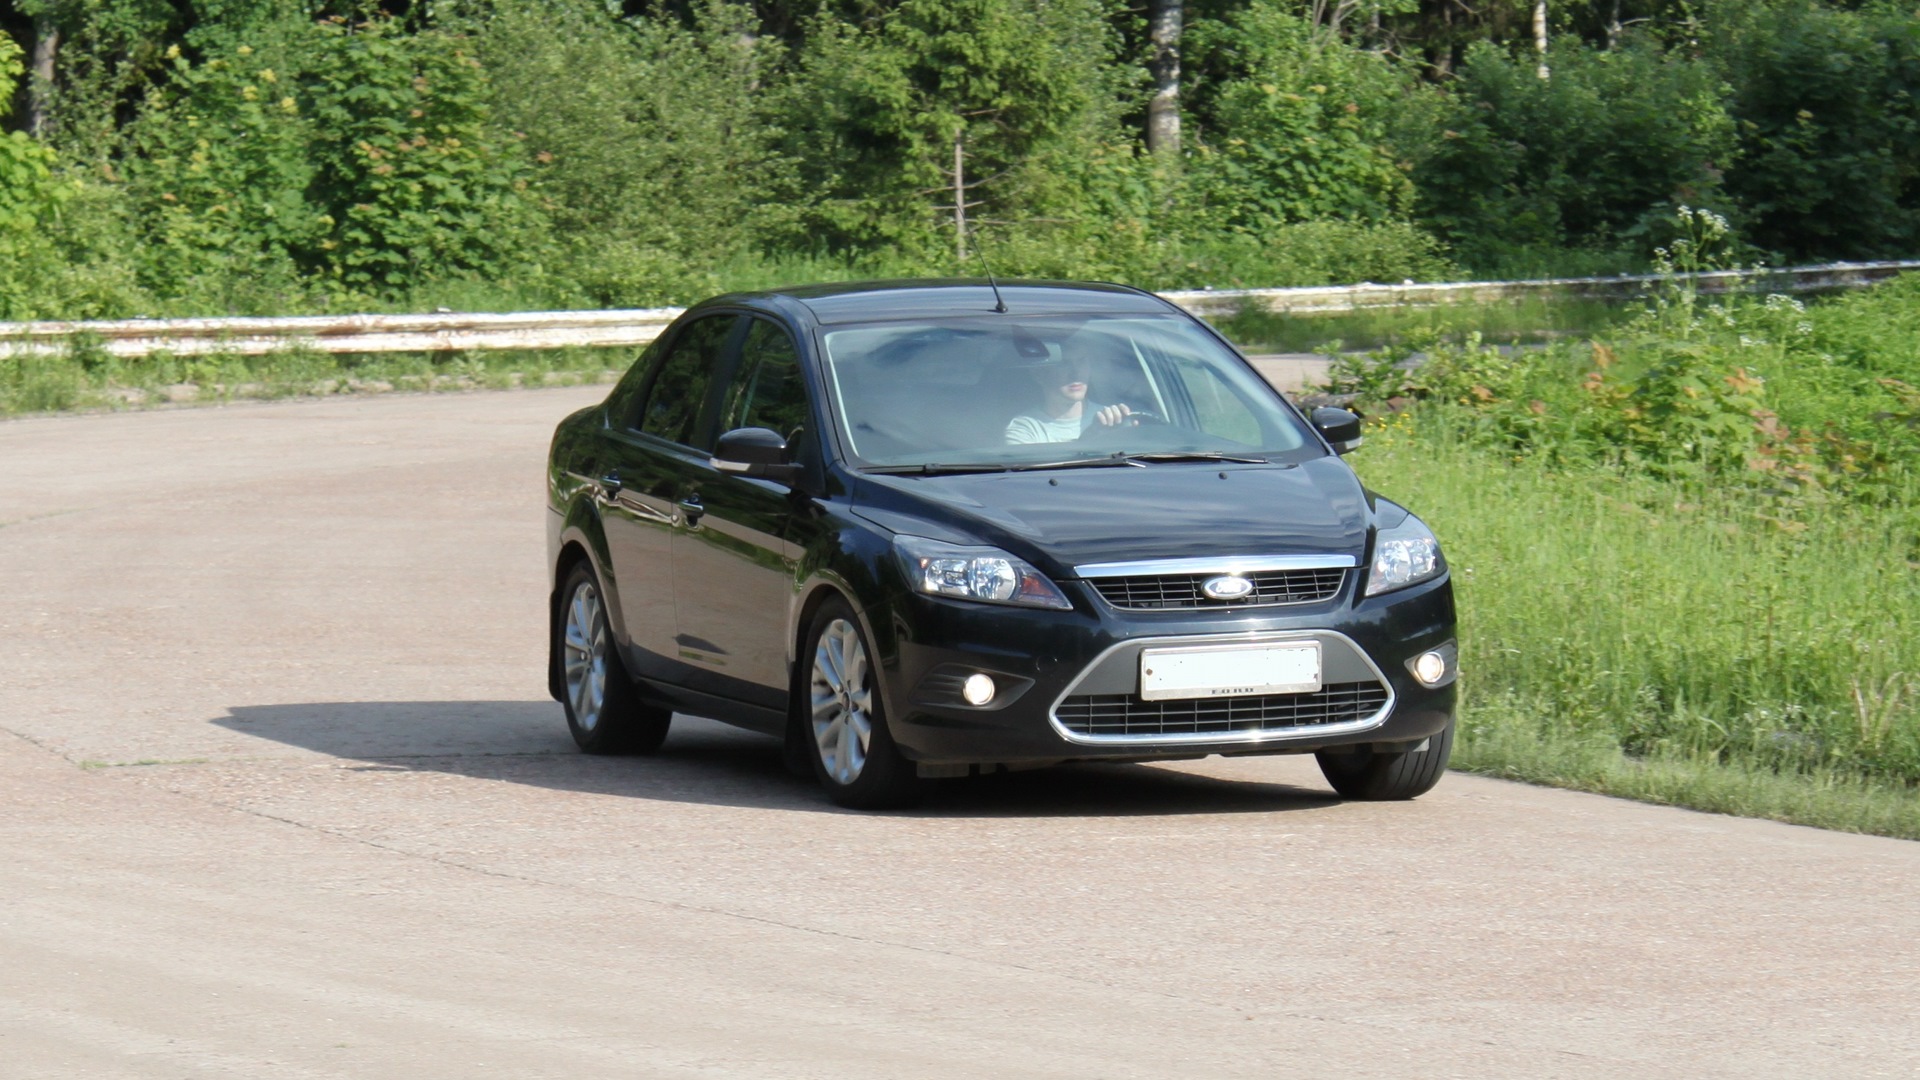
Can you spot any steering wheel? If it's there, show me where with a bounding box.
[1076,409,1164,444]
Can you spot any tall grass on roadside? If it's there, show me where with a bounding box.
[1356,418,1920,837]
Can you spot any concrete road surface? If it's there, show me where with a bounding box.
[1243,354,1335,395]
[2,387,1916,1079]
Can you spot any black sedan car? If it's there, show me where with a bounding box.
[546,280,1456,808]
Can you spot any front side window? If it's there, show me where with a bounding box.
[720,319,811,443]
[639,315,739,447]
[819,314,1316,467]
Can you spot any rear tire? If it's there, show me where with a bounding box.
[801,599,920,809]
[1315,718,1454,800]
[557,562,671,755]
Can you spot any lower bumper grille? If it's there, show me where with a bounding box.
[1056,681,1389,738]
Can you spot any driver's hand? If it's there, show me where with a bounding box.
[1093,403,1133,427]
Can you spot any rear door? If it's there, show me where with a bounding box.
[599,313,743,681]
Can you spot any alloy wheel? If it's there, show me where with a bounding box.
[809,618,874,785]
[562,580,608,733]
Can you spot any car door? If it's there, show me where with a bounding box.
[669,316,812,712]
[599,313,744,682]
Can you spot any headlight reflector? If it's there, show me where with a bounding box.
[1366,515,1444,597]
[895,536,1072,610]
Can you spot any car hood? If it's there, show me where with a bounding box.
[850,458,1372,576]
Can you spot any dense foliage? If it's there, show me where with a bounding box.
[1327,210,1920,503]
[3,0,1920,317]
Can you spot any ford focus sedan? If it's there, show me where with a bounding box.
[546,280,1456,808]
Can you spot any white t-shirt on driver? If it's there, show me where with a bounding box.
[1004,405,1108,444]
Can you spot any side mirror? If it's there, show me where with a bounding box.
[712,427,800,483]
[1310,407,1364,455]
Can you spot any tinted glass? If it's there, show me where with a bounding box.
[720,319,810,442]
[640,315,738,446]
[819,314,1316,467]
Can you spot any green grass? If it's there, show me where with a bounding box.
[1215,296,1634,353]
[1355,416,1920,838]
[1459,699,1920,838]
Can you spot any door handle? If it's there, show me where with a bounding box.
[676,495,704,525]
[599,472,622,497]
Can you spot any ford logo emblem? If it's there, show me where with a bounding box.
[1201,575,1254,601]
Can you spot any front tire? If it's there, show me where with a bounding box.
[801,599,920,809]
[557,563,671,755]
[1315,718,1454,800]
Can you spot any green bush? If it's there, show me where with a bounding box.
[125,14,540,304]
[472,0,782,306]
[1185,1,1416,230]
[770,0,1136,258]
[1329,212,1920,502]
[1702,0,1920,263]
[1413,36,1736,275]
[0,31,77,319]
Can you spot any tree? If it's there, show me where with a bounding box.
[0,29,73,317]
[773,0,1132,255]
[1411,36,1734,272]
[474,0,781,303]
[1185,0,1414,230]
[14,0,69,137]
[1146,0,1181,155]
[1702,0,1920,262]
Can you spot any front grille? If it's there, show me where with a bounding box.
[1056,681,1389,738]
[1088,568,1345,610]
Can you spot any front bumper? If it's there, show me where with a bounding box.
[876,572,1456,766]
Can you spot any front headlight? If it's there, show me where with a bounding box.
[1365,512,1444,597]
[894,535,1073,610]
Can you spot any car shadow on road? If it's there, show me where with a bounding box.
[213,700,1344,818]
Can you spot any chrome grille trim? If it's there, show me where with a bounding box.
[1047,630,1396,747]
[1075,554,1357,578]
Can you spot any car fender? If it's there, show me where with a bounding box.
[787,513,907,727]
[546,494,629,699]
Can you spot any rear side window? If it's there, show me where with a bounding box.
[639,315,739,446]
[720,319,810,442]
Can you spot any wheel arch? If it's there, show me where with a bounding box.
[547,539,596,703]
[784,575,900,752]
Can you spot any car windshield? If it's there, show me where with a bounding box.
[819,314,1319,470]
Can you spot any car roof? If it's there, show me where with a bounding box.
[708,279,1179,326]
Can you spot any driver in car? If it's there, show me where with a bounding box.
[1004,348,1135,444]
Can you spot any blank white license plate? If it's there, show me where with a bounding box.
[1138,643,1322,701]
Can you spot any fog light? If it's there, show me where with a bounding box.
[961,673,997,706]
[1412,650,1448,687]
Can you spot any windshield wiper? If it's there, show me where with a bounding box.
[861,462,1019,475]
[1003,455,1145,472]
[863,455,1144,476]
[863,452,1264,475]
[1113,451,1271,465]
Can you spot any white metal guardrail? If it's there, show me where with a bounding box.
[1159,259,1920,316]
[3,261,1915,359]
[0,307,687,360]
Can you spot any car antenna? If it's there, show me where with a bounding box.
[968,230,1008,314]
